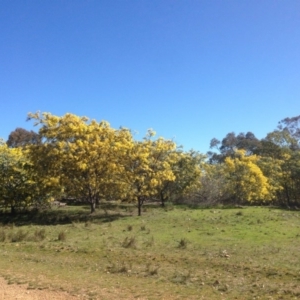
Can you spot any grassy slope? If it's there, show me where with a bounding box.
[0,204,300,299]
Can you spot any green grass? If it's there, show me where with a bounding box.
[0,203,300,299]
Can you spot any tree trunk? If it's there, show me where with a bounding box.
[90,201,96,214]
[11,205,15,215]
[160,191,165,207]
[138,197,143,216]
[284,183,291,207]
[88,187,96,213]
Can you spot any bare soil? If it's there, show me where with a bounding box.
[0,277,78,300]
[0,277,148,300]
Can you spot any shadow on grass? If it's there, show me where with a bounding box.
[0,205,129,226]
[167,202,287,211]
[171,203,245,210]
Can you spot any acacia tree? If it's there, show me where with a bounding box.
[256,155,283,203]
[119,131,176,216]
[27,112,133,213]
[0,142,35,214]
[222,150,272,204]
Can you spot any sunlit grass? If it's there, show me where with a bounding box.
[0,204,299,299]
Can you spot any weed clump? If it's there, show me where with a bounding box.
[0,229,6,242]
[164,203,174,212]
[122,236,136,248]
[58,231,66,241]
[144,236,154,247]
[107,261,131,273]
[85,221,92,228]
[178,238,188,249]
[33,228,46,241]
[11,229,29,242]
[145,263,159,276]
[170,270,191,284]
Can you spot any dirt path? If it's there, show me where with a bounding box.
[0,277,78,300]
[0,277,145,300]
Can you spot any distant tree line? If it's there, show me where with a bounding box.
[1,112,300,215]
[204,116,300,208]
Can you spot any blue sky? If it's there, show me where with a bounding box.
[1,0,299,153]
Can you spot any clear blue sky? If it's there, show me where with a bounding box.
[1,0,299,153]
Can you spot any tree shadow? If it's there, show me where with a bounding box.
[0,205,130,226]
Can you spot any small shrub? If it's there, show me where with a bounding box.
[0,229,6,242]
[170,270,191,284]
[11,229,29,242]
[85,221,91,228]
[236,211,243,216]
[34,228,46,241]
[164,203,174,212]
[144,236,154,247]
[122,236,136,248]
[178,238,188,249]
[140,225,146,231]
[58,231,66,241]
[127,225,133,231]
[107,261,131,273]
[71,221,80,228]
[145,263,159,276]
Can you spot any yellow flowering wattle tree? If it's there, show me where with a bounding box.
[256,155,284,202]
[0,141,35,214]
[27,112,133,213]
[119,130,176,215]
[223,150,272,204]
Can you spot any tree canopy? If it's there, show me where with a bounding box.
[7,127,40,148]
[1,112,300,214]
